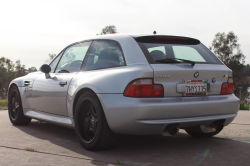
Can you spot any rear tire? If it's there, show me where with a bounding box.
[8,86,32,125]
[74,91,117,150]
[185,125,223,138]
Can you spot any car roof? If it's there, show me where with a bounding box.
[74,33,200,44]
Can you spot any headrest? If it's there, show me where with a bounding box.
[150,50,166,61]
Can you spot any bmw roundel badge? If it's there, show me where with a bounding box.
[194,72,199,78]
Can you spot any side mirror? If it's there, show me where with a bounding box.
[40,64,51,73]
[40,64,51,79]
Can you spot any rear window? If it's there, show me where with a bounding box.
[135,36,222,64]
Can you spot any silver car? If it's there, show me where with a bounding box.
[8,34,239,150]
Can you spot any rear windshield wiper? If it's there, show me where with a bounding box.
[155,58,195,66]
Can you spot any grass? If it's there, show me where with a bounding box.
[25,147,37,152]
[117,160,124,165]
[0,100,8,107]
[240,103,249,110]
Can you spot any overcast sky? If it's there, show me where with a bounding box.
[1,0,249,69]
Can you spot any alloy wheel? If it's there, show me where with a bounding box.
[80,101,98,142]
[10,91,19,120]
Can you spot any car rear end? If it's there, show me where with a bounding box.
[100,35,239,135]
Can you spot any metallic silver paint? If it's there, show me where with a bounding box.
[8,34,240,135]
[97,93,239,134]
[24,109,74,128]
[138,114,236,125]
[151,64,231,96]
[67,64,154,118]
[31,73,76,116]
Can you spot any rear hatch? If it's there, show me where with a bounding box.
[134,36,231,97]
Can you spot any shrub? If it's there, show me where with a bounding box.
[0,100,8,107]
[240,103,249,110]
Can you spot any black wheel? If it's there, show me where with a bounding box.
[8,86,31,125]
[185,125,223,138]
[74,91,117,150]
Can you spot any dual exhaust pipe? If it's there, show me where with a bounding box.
[161,120,224,136]
[161,124,180,136]
[200,120,224,133]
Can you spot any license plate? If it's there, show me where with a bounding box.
[184,80,207,96]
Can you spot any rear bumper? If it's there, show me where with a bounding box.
[97,94,239,135]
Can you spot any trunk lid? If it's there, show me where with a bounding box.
[150,64,230,97]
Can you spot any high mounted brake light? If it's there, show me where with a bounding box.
[124,78,164,97]
[220,77,234,95]
[155,36,188,40]
[134,36,200,44]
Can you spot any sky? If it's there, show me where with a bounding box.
[1,0,250,69]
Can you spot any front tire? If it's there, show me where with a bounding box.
[74,91,117,150]
[8,86,31,125]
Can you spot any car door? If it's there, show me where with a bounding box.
[31,41,92,116]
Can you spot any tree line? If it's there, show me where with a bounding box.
[0,58,37,97]
[0,25,249,101]
[209,31,248,101]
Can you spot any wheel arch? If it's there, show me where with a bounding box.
[7,83,25,114]
[72,87,116,135]
[7,83,18,100]
[73,88,98,117]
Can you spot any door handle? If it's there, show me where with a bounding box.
[59,81,67,86]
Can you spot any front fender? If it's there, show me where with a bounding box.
[7,72,42,108]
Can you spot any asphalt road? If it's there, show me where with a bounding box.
[0,110,249,166]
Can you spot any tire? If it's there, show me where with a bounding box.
[185,125,223,138]
[8,86,32,125]
[74,91,117,150]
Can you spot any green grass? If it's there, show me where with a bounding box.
[25,147,37,152]
[0,100,8,107]
[117,160,124,165]
[240,103,249,110]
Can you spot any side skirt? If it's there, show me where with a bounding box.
[23,109,75,128]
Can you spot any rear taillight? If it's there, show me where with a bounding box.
[124,78,164,97]
[220,77,234,95]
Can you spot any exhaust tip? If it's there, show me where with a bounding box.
[214,123,224,131]
[200,121,224,133]
[161,124,179,136]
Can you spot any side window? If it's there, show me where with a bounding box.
[84,41,125,71]
[49,52,63,73]
[173,46,206,62]
[55,42,91,73]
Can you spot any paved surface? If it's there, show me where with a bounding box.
[0,110,250,166]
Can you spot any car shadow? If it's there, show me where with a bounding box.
[15,120,250,166]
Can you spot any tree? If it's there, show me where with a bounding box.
[209,31,245,64]
[97,25,117,35]
[210,31,248,101]
[0,57,15,96]
[15,60,26,78]
[27,67,37,73]
[0,57,39,97]
[46,54,56,63]
[243,64,250,77]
